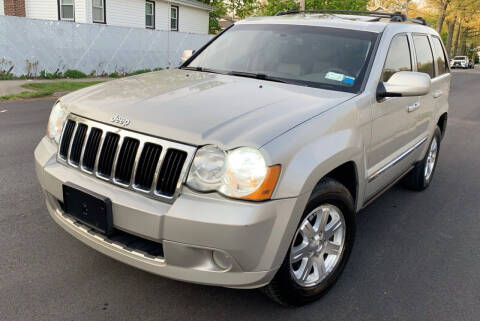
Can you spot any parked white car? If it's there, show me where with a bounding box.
[450,56,469,69]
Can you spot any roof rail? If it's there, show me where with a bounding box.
[274,10,427,25]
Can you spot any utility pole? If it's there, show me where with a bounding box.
[299,0,305,11]
[405,0,410,18]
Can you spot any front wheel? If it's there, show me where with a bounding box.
[263,178,355,306]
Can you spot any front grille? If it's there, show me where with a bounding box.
[58,115,195,202]
[97,133,120,177]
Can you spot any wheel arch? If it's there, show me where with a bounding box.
[437,112,448,139]
[311,161,358,205]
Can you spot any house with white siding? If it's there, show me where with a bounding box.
[0,0,213,34]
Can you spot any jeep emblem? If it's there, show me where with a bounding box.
[111,114,131,127]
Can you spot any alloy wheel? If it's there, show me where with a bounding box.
[424,137,438,182]
[289,204,346,288]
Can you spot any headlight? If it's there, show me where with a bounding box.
[46,101,68,145]
[187,146,281,201]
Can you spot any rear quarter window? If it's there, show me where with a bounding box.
[431,37,448,76]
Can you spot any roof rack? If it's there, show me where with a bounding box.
[274,10,427,25]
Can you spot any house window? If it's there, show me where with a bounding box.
[92,0,105,24]
[59,0,75,21]
[171,6,178,31]
[146,1,155,29]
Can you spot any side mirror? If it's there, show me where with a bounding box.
[377,71,431,100]
[181,49,195,63]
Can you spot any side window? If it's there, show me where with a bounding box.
[413,35,435,78]
[432,36,448,76]
[382,35,412,82]
[145,1,155,29]
[59,0,75,21]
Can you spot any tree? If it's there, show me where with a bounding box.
[435,0,451,32]
[199,0,227,34]
[256,0,299,16]
[225,0,258,19]
[306,0,368,11]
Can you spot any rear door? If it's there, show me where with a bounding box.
[410,34,436,143]
[430,36,451,124]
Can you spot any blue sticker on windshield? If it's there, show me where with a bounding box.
[343,76,355,85]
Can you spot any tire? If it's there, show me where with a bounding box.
[263,178,356,307]
[402,126,442,191]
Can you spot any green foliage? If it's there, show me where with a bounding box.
[199,0,227,34]
[64,69,88,78]
[233,0,258,19]
[109,72,120,78]
[40,69,63,79]
[0,81,103,100]
[127,69,152,76]
[0,74,15,80]
[305,0,367,11]
[257,0,299,16]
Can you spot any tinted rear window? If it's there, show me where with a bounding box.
[431,37,448,76]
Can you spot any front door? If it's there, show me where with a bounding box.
[366,34,421,199]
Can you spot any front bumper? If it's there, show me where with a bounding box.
[35,137,303,288]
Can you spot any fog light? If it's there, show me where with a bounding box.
[212,251,232,270]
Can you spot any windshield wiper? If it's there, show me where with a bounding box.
[180,66,227,75]
[228,71,289,84]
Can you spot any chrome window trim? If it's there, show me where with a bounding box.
[368,136,428,183]
[57,114,196,204]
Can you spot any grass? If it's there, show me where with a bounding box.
[0,80,104,100]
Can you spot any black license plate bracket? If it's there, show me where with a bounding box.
[62,183,113,235]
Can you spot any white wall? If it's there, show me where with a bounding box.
[178,4,209,34]
[74,0,88,23]
[0,15,213,75]
[25,0,58,20]
[0,0,4,15]
[107,0,145,29]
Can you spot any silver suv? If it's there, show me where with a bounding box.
[35,11,450,306]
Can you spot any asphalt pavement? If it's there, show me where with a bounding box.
[1,70,479,321]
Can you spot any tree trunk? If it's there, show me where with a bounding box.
[460,36,466,56]
[453,21,462,56]
[436,0,450,33]
[446,17,456,56]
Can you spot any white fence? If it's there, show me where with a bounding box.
[0,15,213,76]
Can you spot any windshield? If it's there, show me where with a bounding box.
[186,24,379,93]
[453,56,467,60]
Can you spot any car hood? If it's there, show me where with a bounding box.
[62,69,356,149]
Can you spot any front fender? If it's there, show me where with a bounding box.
[261,99,369,212]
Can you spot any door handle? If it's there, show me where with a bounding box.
[408,102,421,113]
[433,90,442,98]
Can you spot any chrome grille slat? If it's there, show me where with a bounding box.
[57,115,196,204]
[93,130,107,174]
[110,135,124,180]
[59,119,76,159]
[66,122,79,164]
[82,127,103,173]
[69,123,88,166]
[78,126,91,168]
[130,141,145,188]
